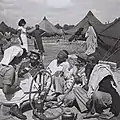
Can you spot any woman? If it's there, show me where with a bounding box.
[18,19,28,52]
[85,22,98,56]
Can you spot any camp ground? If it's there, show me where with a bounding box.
[0,7,120,120]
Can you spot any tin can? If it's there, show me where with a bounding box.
[62,109,75,120]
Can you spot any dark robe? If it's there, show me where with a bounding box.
[99,75,120,116]
[32,29,45,53]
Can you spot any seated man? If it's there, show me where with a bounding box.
[18,49,44,93]
[46,50,77,100]
[0,36,28,119]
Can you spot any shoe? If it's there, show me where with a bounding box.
[9,104,27,120]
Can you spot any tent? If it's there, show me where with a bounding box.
[39,16,63,35]
[93,17,120,67]
[65,11,106,41]
[0,21,17,34]
[0,21,9,34]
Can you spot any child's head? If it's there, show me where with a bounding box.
[87,56,97,65]
[76,53,87,66]
[18,19,26,27]
[77,56,87,66]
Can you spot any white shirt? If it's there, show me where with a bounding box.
[0,45,23,66]
[47,59,70,76]
[18,26,26,34]
[18,26,28,52]
[85,26,98,55]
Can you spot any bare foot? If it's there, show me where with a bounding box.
[83,112,100,119]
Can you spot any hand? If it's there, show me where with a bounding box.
[54,71,63,77]
[74,75,82,84]
[21,41,23,45]
[57,94,64,102]
[72,66,78,76]
[16,86,21,91]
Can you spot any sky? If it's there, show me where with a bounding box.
[0,0,120,28]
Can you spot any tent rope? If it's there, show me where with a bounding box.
[104,46,120,61]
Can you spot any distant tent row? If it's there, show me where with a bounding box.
[0,17,63,37]
[1,11,120,66]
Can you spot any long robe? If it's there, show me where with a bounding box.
[32,29,45,53]
[85,26,98,55]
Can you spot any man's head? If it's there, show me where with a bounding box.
[77,56,87,66]
[35,24,40,30]
[57,50,69,64]
[29,50,40,64]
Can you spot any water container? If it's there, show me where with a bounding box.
[62,109,75,120]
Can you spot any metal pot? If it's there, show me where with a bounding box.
[62,109,76,120]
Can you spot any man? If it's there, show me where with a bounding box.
[0,36,28,119]
[46,50,77,99]
[18,49,44,93]
[18,49,43,77]
[31,24,45,54]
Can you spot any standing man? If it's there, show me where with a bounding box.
[46,50,78,100]
[31,24,45,55]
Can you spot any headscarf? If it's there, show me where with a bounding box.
[57,50,69,59]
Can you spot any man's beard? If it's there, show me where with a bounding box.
[31,60,39,67]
